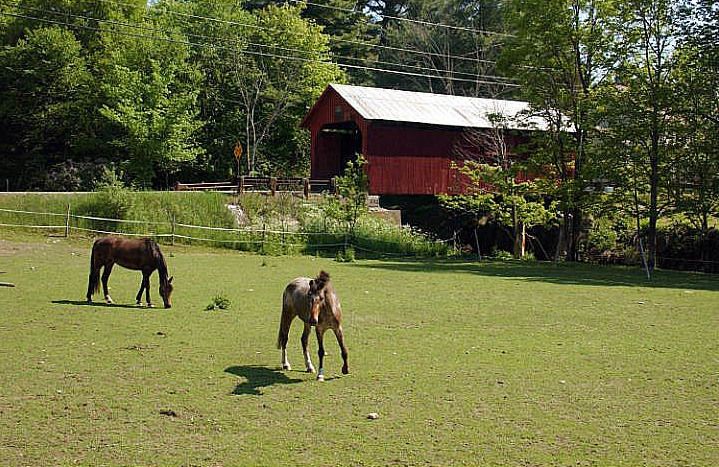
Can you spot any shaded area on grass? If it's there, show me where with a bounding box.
[354,259,719,292]
[225,365,303,396]
[52,299,140,310]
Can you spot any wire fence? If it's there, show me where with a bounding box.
[4,206,715,271]
[0,207,452,259]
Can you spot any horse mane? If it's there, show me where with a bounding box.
[147,239,168,280]
[314,270,330,290]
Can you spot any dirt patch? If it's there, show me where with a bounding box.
[0,239,45,256]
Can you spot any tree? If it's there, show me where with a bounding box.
[375,0,508,96]
[0,26,92,189]
[667,1,719,261]
[613,0,677,273]
[97,9,204,187]
[232,4,344,176]
[329,154,369,243]
[301,0,379,85]
[169,0,256,181]
[502,0,622,261]
[441,113,555,258]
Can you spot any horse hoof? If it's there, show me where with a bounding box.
[342,366,349,375]
[306,366,316,374]
[282,364,291,371]
[317,374,325,382]
[105,296,113,304]
[147,303,155,308]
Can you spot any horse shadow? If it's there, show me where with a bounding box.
[52,299,139,310]
[224,365,303,396]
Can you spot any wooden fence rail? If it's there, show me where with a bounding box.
[175,177,335,197]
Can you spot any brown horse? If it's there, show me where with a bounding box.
[278,271,348,381]
[86,237,174,308]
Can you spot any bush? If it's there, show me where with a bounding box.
[335,247,355,263]
[587,219,618,253]
[492,249,514,261]
[205,294,231,311]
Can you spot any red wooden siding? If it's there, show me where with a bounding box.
[366,155,458,195]
[366,124,461,157]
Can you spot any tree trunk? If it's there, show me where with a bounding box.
[568,206,582,262]
[513,220,526,259]
[555,213,569,261]
[647,117,660,273]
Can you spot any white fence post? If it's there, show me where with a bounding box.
[65,204,71,238]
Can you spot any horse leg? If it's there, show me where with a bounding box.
[101,263,114,304]
[301,323,315,373]
[278,310,293,371]
[135,272,146,306]
[315,327,327,381]
[333,325,349,375]
[144,271,153,308]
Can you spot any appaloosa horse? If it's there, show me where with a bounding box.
[278,271,348,381]
[86,237,174,308]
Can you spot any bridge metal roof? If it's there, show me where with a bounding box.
[330,84,550,131]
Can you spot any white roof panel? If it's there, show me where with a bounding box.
[330,84,548,131]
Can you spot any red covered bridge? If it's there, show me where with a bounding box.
[301,84,549,196]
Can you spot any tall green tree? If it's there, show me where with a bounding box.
[1,0,146,49]
[668,0,719,260]
[668,47,719,258]
[301,0,379,85]
[97,6,204,187]
[613,0,677,272]
[166,0,256,181]
[442,113,556,258]
[375,0,507,96]
[242,0,378,84]
[0,26,92,189]
[502,0,621,261]
[232,3,343,176]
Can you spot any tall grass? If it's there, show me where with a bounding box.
[0,191,451,258]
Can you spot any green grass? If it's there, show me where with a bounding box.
[0,237,717,466]
[0,192,449,257]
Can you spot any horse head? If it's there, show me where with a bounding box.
[160,276,174,308]
[307,271,330,325]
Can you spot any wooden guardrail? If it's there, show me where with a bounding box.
[175,177,335,197]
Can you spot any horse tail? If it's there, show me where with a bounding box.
[276,328,283,350]
[277,288,291,349]
[87,241,101,297]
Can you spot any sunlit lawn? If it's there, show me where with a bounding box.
[0,236,717,466]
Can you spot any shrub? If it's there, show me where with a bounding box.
[205,294,231,311]
[587,219,618,253]
[335,247,355,263]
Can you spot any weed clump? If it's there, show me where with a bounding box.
[205,294,231,311]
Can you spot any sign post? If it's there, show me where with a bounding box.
[233,142,243,179]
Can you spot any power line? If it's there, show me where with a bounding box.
[96,0,505,67]
[289,0,512,37]
[14,1,517,83]
[0,8,519,87]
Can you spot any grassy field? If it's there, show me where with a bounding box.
[0,236,717,466]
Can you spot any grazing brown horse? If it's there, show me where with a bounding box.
[86,237,174,308]
[278,271,348,381]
